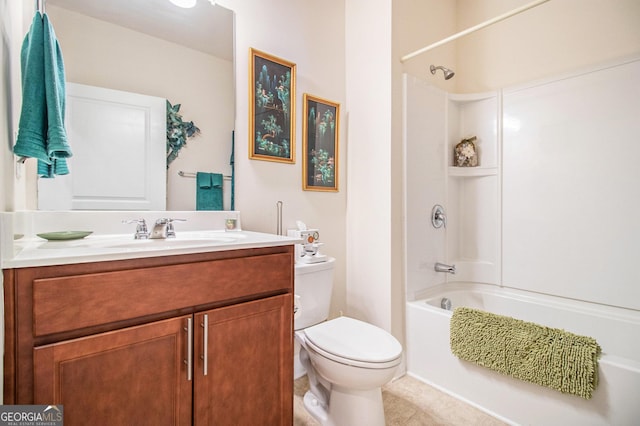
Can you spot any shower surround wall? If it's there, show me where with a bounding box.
[403,57,640,422]
[405,56,640,308]
[403,78,500,301]
[502,60,640,309]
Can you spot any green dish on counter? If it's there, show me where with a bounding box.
[37,231,93,241]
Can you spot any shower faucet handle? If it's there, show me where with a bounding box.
[431,205,447,229]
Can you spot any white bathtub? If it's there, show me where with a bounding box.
[406,283,640,425]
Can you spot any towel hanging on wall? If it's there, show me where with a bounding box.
[14,12,72,178]
[196,172,223,211]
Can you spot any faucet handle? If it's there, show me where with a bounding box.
[122,218,149,239]
[154,218,186,224]
[163,218,186,238]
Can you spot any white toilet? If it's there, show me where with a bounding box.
[294,258,403,426]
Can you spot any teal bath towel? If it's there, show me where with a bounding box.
[14,12,71,178]
[196,172,223,211]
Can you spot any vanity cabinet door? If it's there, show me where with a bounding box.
[193,294,293,426]
[33,315,193,426]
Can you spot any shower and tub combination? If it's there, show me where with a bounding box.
[406,283,640,425]
[403,57,640,425]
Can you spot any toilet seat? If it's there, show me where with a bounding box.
[303,316,402,369]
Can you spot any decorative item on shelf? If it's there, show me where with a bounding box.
[454,136,478,167]
[166,100,201,168]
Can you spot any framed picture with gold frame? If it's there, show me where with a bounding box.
[249,48,296,163]
[302,94,340,191]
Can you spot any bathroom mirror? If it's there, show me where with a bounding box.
[37,0,235,211]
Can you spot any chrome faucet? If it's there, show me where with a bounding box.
[434,262,456,274]
[150,218,186,239]
[123,219,149,239]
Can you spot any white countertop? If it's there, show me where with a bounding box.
[4,230,299,268]
[1,211,299,269]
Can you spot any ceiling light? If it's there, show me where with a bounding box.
[169,0,197,8]
[208,0,217,5]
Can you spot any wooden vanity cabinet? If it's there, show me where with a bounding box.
[4,246,294,426]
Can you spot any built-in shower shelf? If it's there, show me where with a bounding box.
[448,166,498,177]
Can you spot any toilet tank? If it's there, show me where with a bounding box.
[294,257,335,330]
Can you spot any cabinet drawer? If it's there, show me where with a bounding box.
[33,253,292,337]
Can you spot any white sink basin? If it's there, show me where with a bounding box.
[34,231,246,248]
[104,236,238,249]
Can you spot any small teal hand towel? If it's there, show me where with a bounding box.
[14,12,71,178]
[196,172,223,211]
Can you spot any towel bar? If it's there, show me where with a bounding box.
[178,171,231,180]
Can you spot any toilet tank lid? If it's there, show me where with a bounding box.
[295,257,335,273]
[304,316,402,363]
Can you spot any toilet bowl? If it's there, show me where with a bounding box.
[297,316,402,426]
[294,257,403,425]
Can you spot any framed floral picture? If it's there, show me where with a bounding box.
[249,48,296,163]
[302,94,340,191]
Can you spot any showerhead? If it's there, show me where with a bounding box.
[430,65,455,80]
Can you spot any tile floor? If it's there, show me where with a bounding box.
[293,374,508,426]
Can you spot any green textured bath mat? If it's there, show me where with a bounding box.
[450,307,601,399]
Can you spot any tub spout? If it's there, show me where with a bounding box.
[435,262,456,274]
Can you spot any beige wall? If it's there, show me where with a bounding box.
[456,0,640,92]
[219,0,348,319]
[394,0,640,93]
[396,0,458,92]
[345,0,394,332]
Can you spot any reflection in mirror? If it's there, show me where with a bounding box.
[38,0,235,211]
